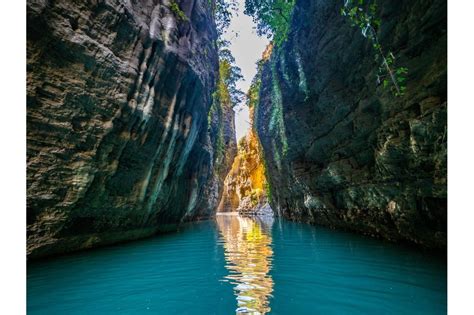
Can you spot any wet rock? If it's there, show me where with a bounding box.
[255,0,447,248]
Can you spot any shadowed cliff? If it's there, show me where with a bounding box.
[27,0,236,258]
[255,0,447,248]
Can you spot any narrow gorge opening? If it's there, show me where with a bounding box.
[213,0,273,216]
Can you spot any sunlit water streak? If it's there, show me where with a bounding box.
[216,215,274,314]
[28,216,446,314]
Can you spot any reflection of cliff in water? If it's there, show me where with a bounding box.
[216,215,274,314]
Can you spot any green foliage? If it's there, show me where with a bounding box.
[211,1,244,107]
[209,45,244,164]
[261,155,273,204]
[208,2,244,166]
[214,0,239,36]
[264,181,273,204]
[244,0,295,46]
[341,0,407,96]
[217,42,244,106]
[247,78,261,108]
[208,91,226,166]
[269,60,288,160]
[208,91,219,127]
[206,2,245,168]
[169,1,188,21]
[247,62,263,108]
[215,124,225,162]
[377,54,408,97]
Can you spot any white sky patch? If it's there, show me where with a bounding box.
[223,0,269,141]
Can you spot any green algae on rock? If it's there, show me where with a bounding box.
[254,0,447,248]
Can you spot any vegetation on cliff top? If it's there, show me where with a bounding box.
[218,44,245,105]
[214,0,239,36]
[209,47,243,164]
[244,0,295,46]
[212,0,244,107]
[209,1,244,166]
[242,0,408,96]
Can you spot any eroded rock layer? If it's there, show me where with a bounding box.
[255,0,447,248]
[218,109,268,215]
[27,0,235,258]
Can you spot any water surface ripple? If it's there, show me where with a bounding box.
[28,216,446,314]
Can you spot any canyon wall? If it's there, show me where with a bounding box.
[27,0,235,258]
[255,0,447,248]
[218,107,268,214]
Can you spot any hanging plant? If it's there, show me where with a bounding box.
[341,0,407,96]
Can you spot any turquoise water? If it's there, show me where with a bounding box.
[28,215,446,314]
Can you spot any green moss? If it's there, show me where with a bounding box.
[208,91,225,168]
[269,60,288,158]
[208,91,218,127]
[247,75,261,109]
[215,127,225,163]
[208,58,238,170]
[272,139,282,170]
[170,1,188,21]
[261,154,273,204]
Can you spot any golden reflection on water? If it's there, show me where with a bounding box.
[216,215,274,315]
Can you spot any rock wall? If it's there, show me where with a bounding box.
[255,0,447,248]
[218,107,268,214]
[27,0,235,258]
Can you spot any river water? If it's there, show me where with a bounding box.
[28,214,446,314]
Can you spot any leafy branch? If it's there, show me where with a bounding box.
[341,0,407,96]
[214,0,239,36]
[217,40,245,106]
[244,0,295,47]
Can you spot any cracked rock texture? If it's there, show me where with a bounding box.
[255,0,447,248]
[27,0,235,258]
[218,107,268,215]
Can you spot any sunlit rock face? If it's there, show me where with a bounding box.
[255,0,447,248]
[218,107,270,215]
[27,0,235,258]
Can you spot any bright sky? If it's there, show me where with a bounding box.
[223,0,269,141]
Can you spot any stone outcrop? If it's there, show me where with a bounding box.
[27,0,235,258]
[255,0,447,248]
[218,107,269,214]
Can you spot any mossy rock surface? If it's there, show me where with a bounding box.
[255,0,447,249]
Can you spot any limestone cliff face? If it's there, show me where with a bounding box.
[27,0,234,258]
[218,107,268,214]
[255,0,447,248]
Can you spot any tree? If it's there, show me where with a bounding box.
[215,0,239,36]
[244,0,295,46]
[213,2,244,107]
[217,43,245,106]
